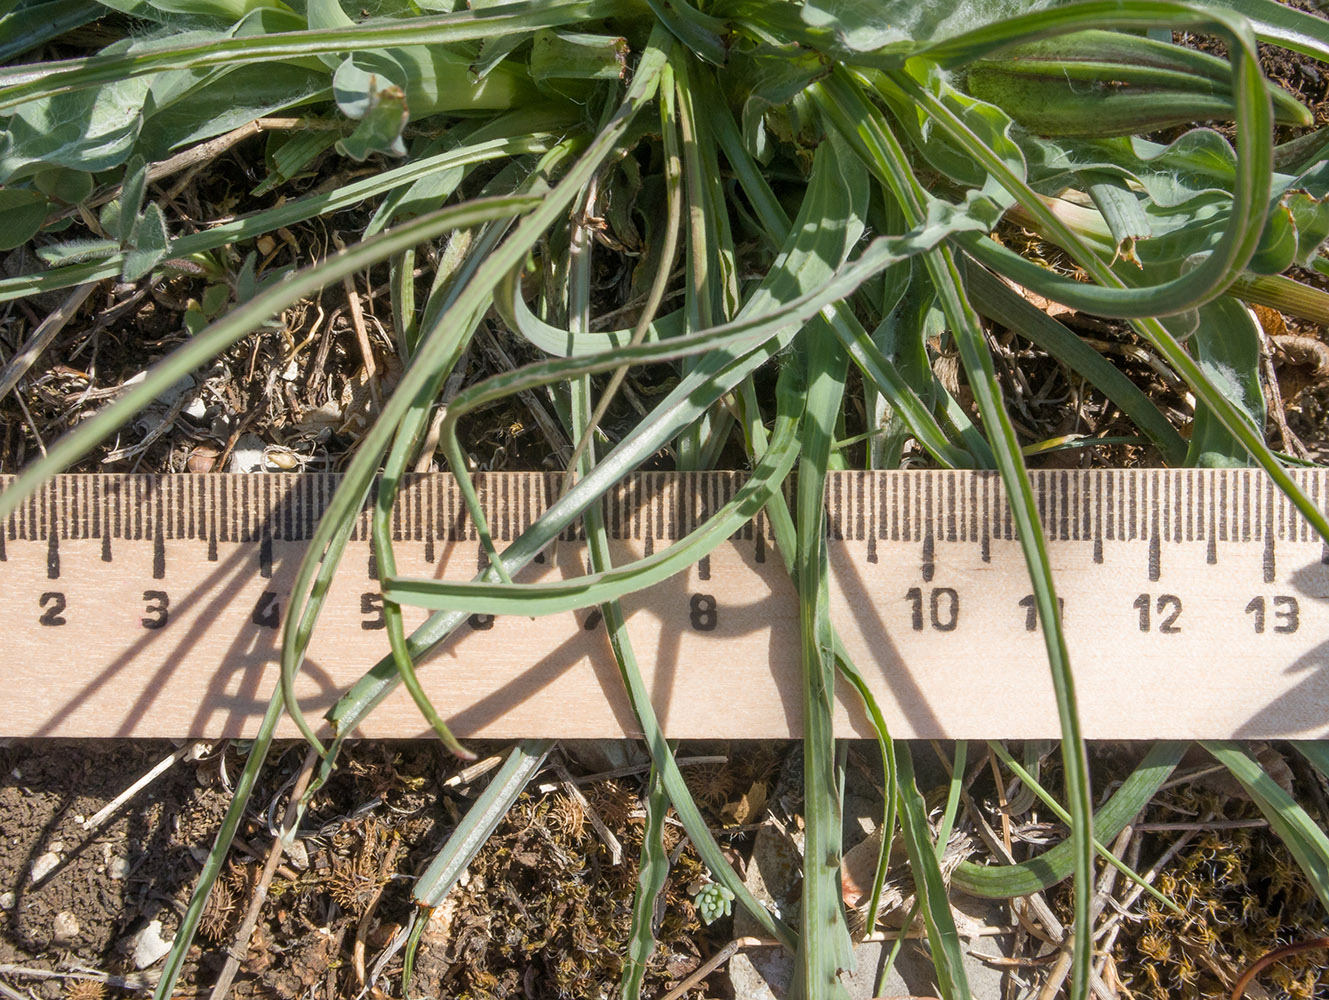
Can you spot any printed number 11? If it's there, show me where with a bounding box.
[1018,594,1064,632]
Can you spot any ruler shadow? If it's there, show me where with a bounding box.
[830,546,947,738]
[423,619,638,737]
[32,542,342,738]
[643,571,802,738]
[420,573,803,739]
[1234,561,1329,739]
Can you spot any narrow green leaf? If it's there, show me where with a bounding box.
[962,263,1187,464]
[814,68,1094,999]
[0,0,628,111]
[620,764,669,999]
[1201,0,1329,62]
[412,740,554,907]
[1203,741,1329,911]
[1184,296,1265,467]
[0,129,559,302]
[382,433,797,614]
[895,747,971,999]
[0,194,540,522]
[641,0,726,65]
[986,742,1182,913]
[795,325,854,999]
[952,742,1188,897]
[286,28,675,751]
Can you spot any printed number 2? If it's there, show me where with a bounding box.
[690,594,718,631]
[39,592,66,626]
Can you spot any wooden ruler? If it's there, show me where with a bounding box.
[2,469,1327,740]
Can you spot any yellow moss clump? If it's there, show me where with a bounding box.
[1119,813,1326,999]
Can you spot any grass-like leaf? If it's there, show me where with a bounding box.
[1203,741,1329,912]
[952,742,1188,898]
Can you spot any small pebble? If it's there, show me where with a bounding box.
[30,852,61,883]
[182,395,208,421]
[284,838,309,870]
[229,433,268,473]
[0,892,14,909]
[107,856,129,879]
[52,911,79,945]
[49,841,63,853]
[130,920,173,969]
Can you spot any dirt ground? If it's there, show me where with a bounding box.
[0,738,781,998]
[3,738,1329,999]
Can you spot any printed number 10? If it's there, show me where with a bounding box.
[905,587,958,632]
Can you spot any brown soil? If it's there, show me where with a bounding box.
[0,738,784,998]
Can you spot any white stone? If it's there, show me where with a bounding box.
[228,433,267,473]
[31,852,61,883]
[283,837,309,870]
[130,920,174,969]
[52,911,79,945]
[182,394,208,421]
[0,892,14,909]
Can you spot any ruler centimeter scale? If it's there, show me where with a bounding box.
[2,469,1328,740]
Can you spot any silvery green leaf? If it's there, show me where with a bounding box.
[121,201,169,281]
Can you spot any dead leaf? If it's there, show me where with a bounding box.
[1271,333,1329,401]
[721,781,767,826]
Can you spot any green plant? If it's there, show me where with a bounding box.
[4,0,1329,996]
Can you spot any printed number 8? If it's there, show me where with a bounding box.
[690,594,717,632]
